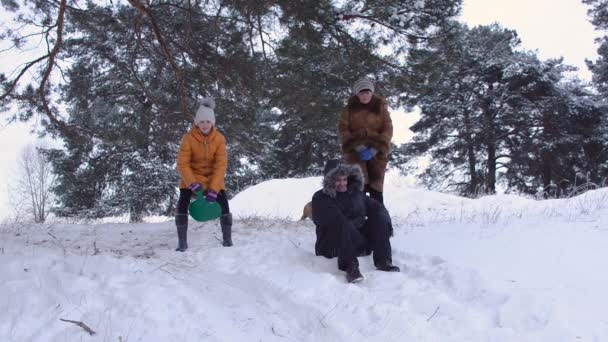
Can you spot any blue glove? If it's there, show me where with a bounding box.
[188,182,202,193]
[205,190,218,202]
[359,148,374,161]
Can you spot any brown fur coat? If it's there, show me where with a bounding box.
[337,95,393,192]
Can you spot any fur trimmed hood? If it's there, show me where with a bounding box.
[322,161,364,198]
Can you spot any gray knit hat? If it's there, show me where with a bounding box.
[194,97,216,125]
[352,77,375,95]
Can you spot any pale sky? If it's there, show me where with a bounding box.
[461,0,599,80]
[0,1,603,219]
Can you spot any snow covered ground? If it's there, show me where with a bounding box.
[2,175,608,341]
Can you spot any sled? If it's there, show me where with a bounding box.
[189,190,222,222]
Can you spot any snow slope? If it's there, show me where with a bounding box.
[1,177,608,341]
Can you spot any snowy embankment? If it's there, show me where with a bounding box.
[1,176,608,341]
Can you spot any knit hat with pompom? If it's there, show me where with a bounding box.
[194,97,216,126]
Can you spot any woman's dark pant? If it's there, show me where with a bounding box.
[367,190,383,204]
[174,188,231,250]
[176,189,230,215]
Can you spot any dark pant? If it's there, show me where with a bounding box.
[358,212,392,266]
[177,188,230,215]
[317,222,364,271]
[337,223,365,270]
[320,218,392,270]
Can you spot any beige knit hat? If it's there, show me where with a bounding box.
[194,97,216,125]
[352,77,375,95]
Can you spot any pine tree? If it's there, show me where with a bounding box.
[400,23,591,195]
[2,0,464,218]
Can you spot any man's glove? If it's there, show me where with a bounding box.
[359,147,374,161]
[205,190,218,202]
[188,182,202,193]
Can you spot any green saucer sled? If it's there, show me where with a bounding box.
[189,190,222,222]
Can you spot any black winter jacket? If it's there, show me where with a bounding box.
[312,162,390,258]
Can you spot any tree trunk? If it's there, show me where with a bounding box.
[462,110,479,195]
[486,143,496,194]
[481,98,496,194]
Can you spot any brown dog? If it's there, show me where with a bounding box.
[300,201,313,220]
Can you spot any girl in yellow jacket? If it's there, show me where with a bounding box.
[175,97,232,251]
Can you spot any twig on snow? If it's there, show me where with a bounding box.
[151,262,174,275]
[426,306,440,322]
[287,237,301,249]
[60,318,96,335]
[271,325,287,338]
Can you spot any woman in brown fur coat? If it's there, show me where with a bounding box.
[338,78,393,204]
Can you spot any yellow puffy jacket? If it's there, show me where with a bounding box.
[177,126,227,192]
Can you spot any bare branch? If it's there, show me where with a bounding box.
[0,54,49,101]
[4,0,85,140]
[127,0,189,117]
[59,318,96,335]
[38,0,66,126]
[337,12,430,41]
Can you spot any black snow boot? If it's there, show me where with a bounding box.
[175,213,188,252]
[376,260,400,272]
[220,213,233,247]
[346,261,364,283]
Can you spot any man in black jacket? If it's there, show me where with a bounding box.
[312,159,399,283]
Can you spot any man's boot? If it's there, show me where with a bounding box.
[376,260,400,272]
[346,260,364,283]
[220,213,233,247]
[175,213,188,252]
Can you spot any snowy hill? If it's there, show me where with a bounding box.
[2,176,608,341]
